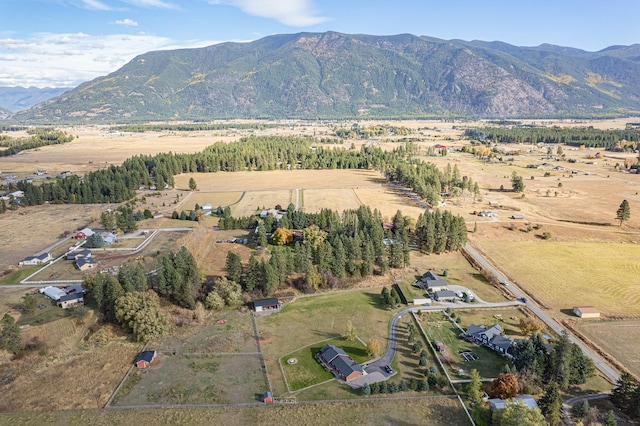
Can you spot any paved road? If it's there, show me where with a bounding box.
[464,243,620,384]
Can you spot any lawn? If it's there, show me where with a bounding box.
[281,337,367,392]
[259,289,395,396]
[16,295,72,326]
[473,241,640,316]
[417,311,509,379]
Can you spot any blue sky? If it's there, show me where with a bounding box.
[1,0,638,88]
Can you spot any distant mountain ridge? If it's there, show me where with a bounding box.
[0,86,70,113]
[10,32,640,122]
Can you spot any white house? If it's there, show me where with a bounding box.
[19,252,52,266]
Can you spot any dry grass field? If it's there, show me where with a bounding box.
[0,398,471,425]
[472,239,640,317]
[577,321,640,378]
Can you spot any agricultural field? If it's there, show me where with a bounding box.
[112,310,268,407]
[472,239,640,317]
[577,320,640,378]
[0,397,471,425]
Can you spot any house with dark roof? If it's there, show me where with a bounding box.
[316,344,364,382]
[75,256,97,271]
[417,271,448,292]
[57,293,84,309]
[253,298,281,312]
[66,249,92,261]
[433,289,457,302]
[463,324,515,357]
[135,351,156,368]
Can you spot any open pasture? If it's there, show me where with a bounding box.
[113,310,268,407]
[577,320,640,378]
[185,191,245,210]
[0,397,471,425]
[472,240,640,316]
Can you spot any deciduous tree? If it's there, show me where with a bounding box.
[343,320,357,341]
[366,338,381,357]
[487,373,519,399]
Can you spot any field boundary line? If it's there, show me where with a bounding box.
[289,378,335,395]
[277,336,338,395]
[105,342,148,408]
[252,314,272,394]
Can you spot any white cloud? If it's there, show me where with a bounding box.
[211,0,328,26]
[0,32,220,88]
[81,0,112,10]
[123,0,179,9]
[114,18,139,27]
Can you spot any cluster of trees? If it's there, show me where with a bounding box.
[0,129,73,157]
[610,373,640,420]
[100,206,140,234]
[204,277,243,310]
[1,313,22,354]
[156,247,201,309]
[361,378,430,395]
[414,209,467,254]
[83,263,170,342]
[333,123,410,139]
[381,286,402,308]
[465,126,640,150]
[512,332,595,392]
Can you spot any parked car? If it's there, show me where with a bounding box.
[500,280,509,286]
[519,297,528,303]
[384,365,394,374]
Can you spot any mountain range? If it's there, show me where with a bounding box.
[9,32,640,122]
[0,86,70,114]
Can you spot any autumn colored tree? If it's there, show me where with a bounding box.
[519,316,543,335]
[271,227,293,245]
[366,338,381,357]
[486,373,519,399]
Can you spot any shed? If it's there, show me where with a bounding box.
[511,215,524,220]
[573,306,600,319]
[263,391,273,404]
[253,298,281,312]
[135,351,157,368]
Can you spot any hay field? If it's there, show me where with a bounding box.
[472,240,640,316]
[578,321,640,377]
[232,190,292,217]
[186,192,244,209]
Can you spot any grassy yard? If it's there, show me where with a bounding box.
[17,294,73,326]
[473,240,640,316]
[2,265,41,284]
[259,289,396,396]
[454,307,535,338]
[417,311,509,379]
[281,337,367,392]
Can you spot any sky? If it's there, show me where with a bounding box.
[1,0,638,88]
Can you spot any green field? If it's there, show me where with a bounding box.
[474,241,640,316]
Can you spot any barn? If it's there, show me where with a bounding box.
[135,351,157,368]
[573,306,600,319]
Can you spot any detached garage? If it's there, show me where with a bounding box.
[253,298,282,312]
[573,306,600,319]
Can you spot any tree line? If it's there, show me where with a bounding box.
[7,136,470,210]
[465,126,640,149]
[0,129,73,157]
[114,122,281,132]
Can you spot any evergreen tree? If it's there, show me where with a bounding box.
[245,253,261,292]
[1,314,21,354]
[616,199,631,226]
[539,382,563,426]
[225,251,243,284]
[188,177,197,190]
[467,369,483,404]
